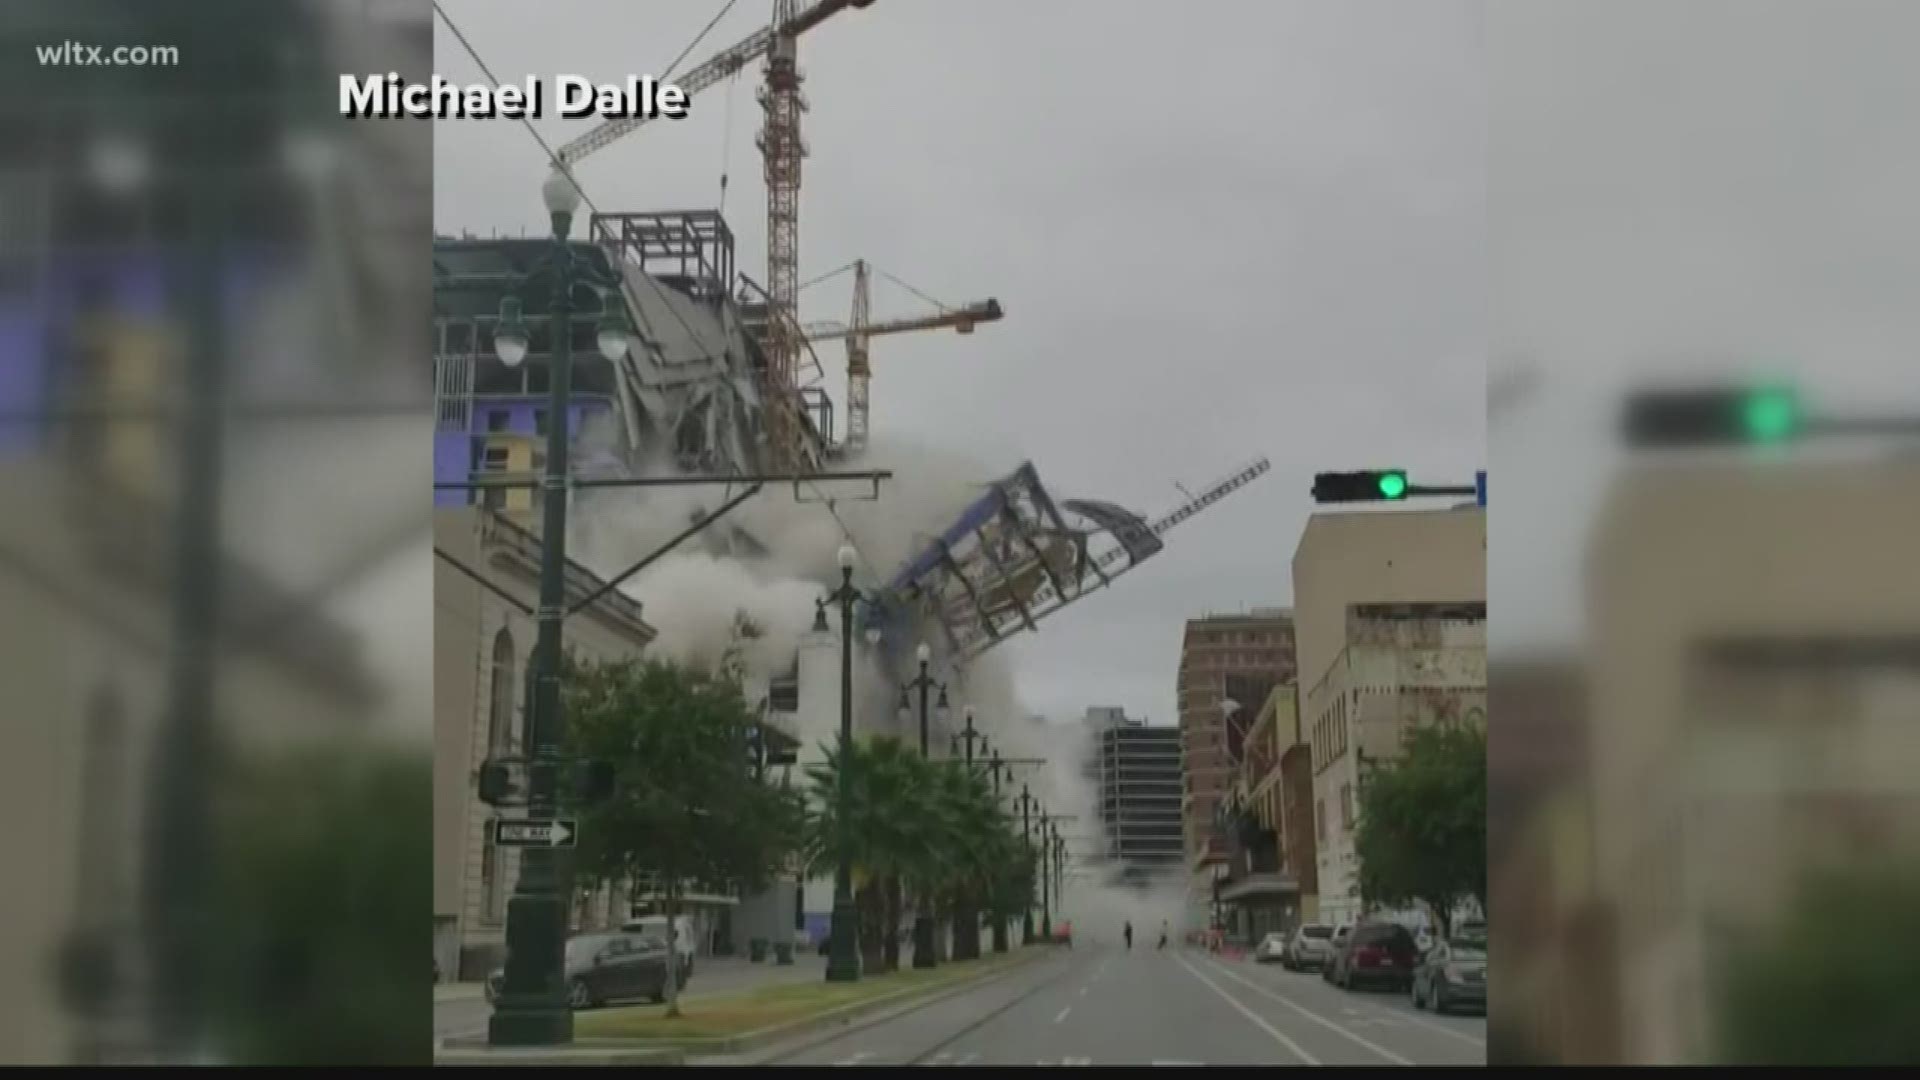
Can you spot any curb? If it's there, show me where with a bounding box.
[432,1046,686,1067]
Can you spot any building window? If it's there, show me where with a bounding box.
[1340,784,1354,831]
[534,409,549,436]
[487,409,511,432]
[488,628,516,753]
[1316,799,1326,844]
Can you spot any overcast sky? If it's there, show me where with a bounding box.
[1489,0,1920,657]
[433,0,1486,726]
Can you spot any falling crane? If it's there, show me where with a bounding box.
[801,259,1004,454]
[552,0,879,474]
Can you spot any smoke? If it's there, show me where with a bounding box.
[569,428,1193,925]
[567,428,1009,708]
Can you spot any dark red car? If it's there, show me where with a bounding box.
[1327,922,1419,992]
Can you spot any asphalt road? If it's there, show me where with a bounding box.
[749,944,1486,1067]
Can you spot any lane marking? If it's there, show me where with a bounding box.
[1267,969,1485,1047]
[1054,1006,1073,1023]
[1063,1057,1092,1066]
[834,1051,874,1066]
[927,1051,952,1065]
[1171,952,1320,1066]
[1152,1062,1204,1067]
[1078,986,1089,997]
[1201,957,1413,1065]
[957,1052,980,1065]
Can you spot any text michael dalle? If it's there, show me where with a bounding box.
[339,74,690,120]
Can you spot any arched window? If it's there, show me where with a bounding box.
[488,629,515,753]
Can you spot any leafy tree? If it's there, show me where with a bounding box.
[1715,862,1920,1064]
[205,746,431,1065]
[562,655,805,1017]
[1354,720,1486,936]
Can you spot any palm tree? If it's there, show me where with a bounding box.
[803,736,926,974]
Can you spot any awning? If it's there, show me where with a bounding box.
[1219,873,1299,905]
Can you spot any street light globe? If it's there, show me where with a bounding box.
[494,330,530,368]
[863,626,882,646]
[964,704,976,724]
[596,324,630,362]
[837,544,857,570]
[542,168,583,217]
[916,641,932,665]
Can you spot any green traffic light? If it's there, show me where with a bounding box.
[1376,471,1408,499]
[1740,386,1801,444]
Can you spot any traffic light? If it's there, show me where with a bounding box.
[1311,470,1411,503]
[1623,385,1804,448]
[478,760,515,806]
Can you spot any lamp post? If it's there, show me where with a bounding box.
[488,169,635,1048]
[984,747,1010,955]
[1039,809,1053,941]
[900,643,947,969]
[821,544,882,983]
[1015,784,1037,945]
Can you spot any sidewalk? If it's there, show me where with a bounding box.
[435,981,485,1004]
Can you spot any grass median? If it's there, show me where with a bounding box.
[576,950,1040,1042]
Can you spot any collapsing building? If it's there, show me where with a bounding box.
[864,458,1273,662]
[432,210,837,522]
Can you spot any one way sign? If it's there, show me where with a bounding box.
[493,819,578,849]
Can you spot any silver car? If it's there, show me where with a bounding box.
[1283,923,1336,971]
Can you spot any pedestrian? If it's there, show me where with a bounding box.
[1124,921,1133,949]
[1158,920,1168,950]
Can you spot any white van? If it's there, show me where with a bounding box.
[623,915,696,982]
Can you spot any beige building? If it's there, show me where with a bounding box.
[1304,608,1486,927]
[1,463,392,1064]
[1584,460,1920,1064]
[432,507,657,981]
[1291,507,1486,927]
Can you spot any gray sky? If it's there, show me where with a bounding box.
[1489,0,1920,657]
[433,0,1486,726]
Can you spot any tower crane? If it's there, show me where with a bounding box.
[551,0,878,474]
[800,259,1004,454]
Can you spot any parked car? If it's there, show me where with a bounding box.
[1281,923,1336,971]
[485,932,677,1011]
[621,915,696,983]
[1412,936,1486,1015]
[1327,921,1419,992]
[1320,926,1353,982]
[1255,932,1290,963]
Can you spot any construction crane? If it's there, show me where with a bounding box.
[552,0,878,474]
[1016,457,1274,616]
[800,259,1004,454]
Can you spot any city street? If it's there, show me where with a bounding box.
[740,945,1485,1066]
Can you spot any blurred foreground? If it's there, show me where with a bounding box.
[0,0,432,1064]
[1488,0,1920,1064]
